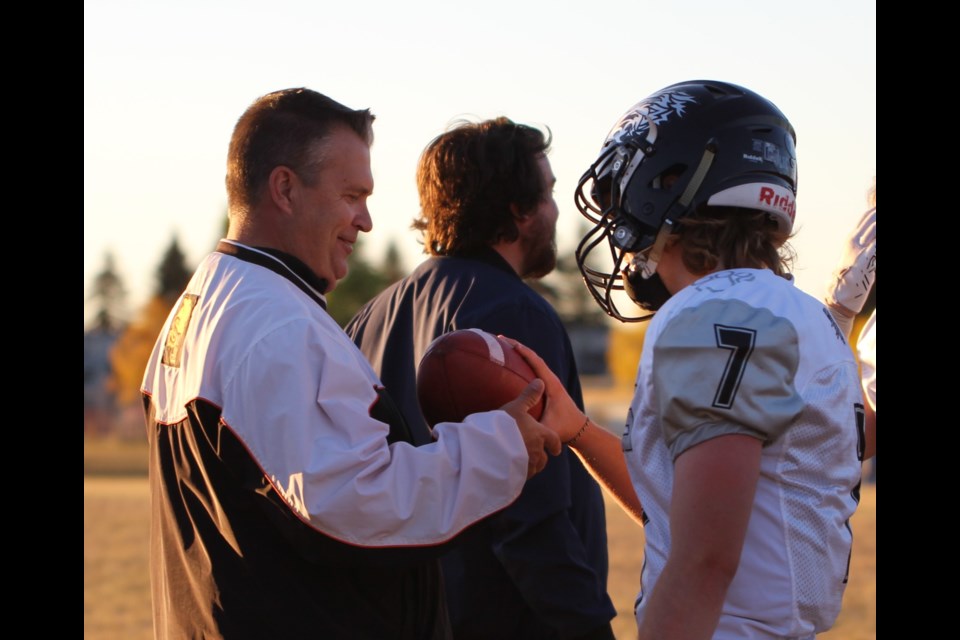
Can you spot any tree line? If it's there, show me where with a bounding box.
[86,229,874,440]
[86,233,609,430]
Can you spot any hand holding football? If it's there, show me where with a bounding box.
[416,329,546,427]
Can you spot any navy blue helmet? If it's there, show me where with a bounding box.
[575,80,797,321]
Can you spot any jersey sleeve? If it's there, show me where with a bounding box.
[653,298,805,460]
[824,205,877,314]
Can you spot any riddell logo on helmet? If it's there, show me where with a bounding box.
[758,187,795,221]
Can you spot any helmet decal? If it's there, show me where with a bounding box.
[741,138,797,182]
[607,91,698,145]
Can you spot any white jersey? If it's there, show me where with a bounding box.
[625,269,863,639]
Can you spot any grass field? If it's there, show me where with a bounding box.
[84,435,875,639]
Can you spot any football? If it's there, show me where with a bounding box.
[416,329,545,427]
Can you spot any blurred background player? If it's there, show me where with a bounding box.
[514,80,865,639]
[825,178,876,464]
[823,179,876,340]
[347,118,616,640]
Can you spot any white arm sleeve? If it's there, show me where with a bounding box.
[824,206,876,338]
[221,319,529,547]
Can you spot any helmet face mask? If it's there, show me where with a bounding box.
[575,80,798,322]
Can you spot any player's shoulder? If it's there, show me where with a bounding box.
[656,269,775,319]
[651,270,816,351]
[653,270,851,373]
[666,269,826,321]
[652,297,800,366]
[683,268,793,299]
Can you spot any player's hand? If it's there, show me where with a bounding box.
[501,337,588,444]
[501,379,561,478]
[824,206,876,337]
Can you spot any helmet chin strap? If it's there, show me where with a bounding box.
[639,145,716,280]
[640,224,672,278]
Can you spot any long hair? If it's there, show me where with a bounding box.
[675,206,795,277]
[413,117,551,256]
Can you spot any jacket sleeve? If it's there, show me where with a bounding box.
[220,317,529,555]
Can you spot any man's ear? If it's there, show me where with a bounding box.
[511,203,535,229]
[268,166,298,215]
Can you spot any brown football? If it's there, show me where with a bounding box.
[416,329,545,427]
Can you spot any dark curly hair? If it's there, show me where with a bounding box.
[413,117,552,256]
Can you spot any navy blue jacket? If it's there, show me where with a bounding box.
[347,249,615,639]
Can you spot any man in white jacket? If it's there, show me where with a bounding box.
[140,87,559,640]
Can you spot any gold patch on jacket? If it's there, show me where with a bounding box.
[162,294,198,368]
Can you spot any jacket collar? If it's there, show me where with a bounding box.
[216,240,328,309]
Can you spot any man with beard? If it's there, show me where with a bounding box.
[347,118,616,640]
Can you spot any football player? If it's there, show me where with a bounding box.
[826,179,876,461]
[513,80,865,639]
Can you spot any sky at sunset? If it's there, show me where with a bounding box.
[85,0,875,322]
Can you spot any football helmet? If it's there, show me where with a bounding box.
[575,80,798,321]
